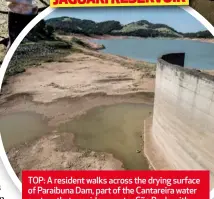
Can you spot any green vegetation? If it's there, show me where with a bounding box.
[182,30,213,38]
[0,19,56,64]
[5,40,71,76]
[46,17,213,38]
[3,36,73,85]
[46,17,122,36]
[25,19,55,42]
[112,20,182,38]
[2,19,74,85]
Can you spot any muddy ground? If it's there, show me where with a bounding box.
[0,42,155,180]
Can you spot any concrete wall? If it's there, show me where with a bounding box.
[149,53,214,187]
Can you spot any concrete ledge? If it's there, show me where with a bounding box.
[158,55,214,82]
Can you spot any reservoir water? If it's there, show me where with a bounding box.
[58,103,153,170]
[93,38,214,70]
[0,103,152,170]
[0,112,50,150]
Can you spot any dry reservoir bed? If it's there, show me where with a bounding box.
[0,51,155,180]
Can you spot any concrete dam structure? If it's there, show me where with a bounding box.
[144,53,214,188]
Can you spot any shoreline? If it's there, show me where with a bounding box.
[73,34,214,44]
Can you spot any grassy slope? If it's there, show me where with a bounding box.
[47,18,183,37]
[113,21,182,37]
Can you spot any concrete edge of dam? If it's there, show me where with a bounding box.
[158,53,214,82]
[144,52,214,188]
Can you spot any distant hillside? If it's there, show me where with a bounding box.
[182,30,213,38]
[46,17,122,36]
[46,17,213,38]
[111,20,182,37]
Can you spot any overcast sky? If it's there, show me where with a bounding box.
[45,7,207,33]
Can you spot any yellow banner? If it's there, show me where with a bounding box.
[50,0,189,7]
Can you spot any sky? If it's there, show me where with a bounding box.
[45,7,206,33]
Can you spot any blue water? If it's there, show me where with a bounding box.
[93,38,214,70]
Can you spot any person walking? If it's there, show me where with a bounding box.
[6,0,38,49]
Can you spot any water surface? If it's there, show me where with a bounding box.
[0,112,50,150]
[93,38,214,69]
[58,103,153,170]
[0,103,152,170]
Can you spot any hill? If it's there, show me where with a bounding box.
[111,20,182,37]
[46,17,213,38]
[46,17,122,36]
[182,30,213,38]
